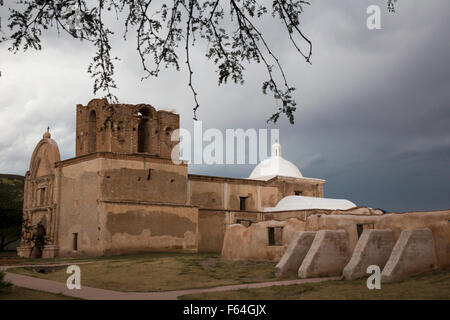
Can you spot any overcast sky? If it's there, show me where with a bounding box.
[0,0,449,212]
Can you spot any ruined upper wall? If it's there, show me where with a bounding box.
[75,99,179,160]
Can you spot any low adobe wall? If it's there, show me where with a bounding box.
[221,218,305,261]
[305,210,450,267]
[197,210,261,253]
[221,209,449,268]
[263,206,384,222]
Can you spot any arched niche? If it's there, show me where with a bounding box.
[88,109,97,153]
[137,107,152,153]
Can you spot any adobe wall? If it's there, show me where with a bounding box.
[221,218,305,261]
[198,210,228,252]
[99,159,187,205]
[188,175,279,211]
[267,178,324,198]
[221,209,450,267]
[227,183,260,211]
[56,157,104,256]
[189,180,225,209]
[265,206,383,220]
[101,201,198,254]
[375,211,450,267]
[55,153,191,256]
[305,210,450,267]
[197,210,261,253]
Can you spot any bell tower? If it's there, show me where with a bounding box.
[75,99,179,160]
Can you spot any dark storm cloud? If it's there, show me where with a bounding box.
[0,0,449,211]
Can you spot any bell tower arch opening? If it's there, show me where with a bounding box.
[88,110,97,153]
[137,108,151,153]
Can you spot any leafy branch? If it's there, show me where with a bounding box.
[0,0,398,123]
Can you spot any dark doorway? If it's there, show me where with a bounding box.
[294,190,302,196]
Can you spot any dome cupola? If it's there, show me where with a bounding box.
[248,142,303,180]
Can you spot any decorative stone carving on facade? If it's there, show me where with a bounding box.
[18,130,60,258]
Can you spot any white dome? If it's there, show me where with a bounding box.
[264,195,357,212]
[249,142,302,180]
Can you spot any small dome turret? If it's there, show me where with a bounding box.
[43,128,51,139]
[248,142,303,180]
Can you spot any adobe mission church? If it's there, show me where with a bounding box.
[18,99,332,258]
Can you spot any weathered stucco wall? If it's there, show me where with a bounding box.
[221,218,305,261]
[227,184,259,211]
[375,211,450,267]
[57,158,103,256]
[197,210,261,253]
[99,156,187,204]
[189,180,224,209]
[266,176,325,199]
[102,202,198,254]
[198,210,227,252]
[188,175,289,211]
[221,210,450,267]
[305,210,450,267]
[56,154,193,256]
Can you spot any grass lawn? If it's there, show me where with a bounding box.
[0,286,76,300]
[0,250,104,266]
[8,252,284,292]
[180,270,450,300]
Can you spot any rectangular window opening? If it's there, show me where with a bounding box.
[73,233,78,251]
[239,197,247,211]
[268,227,283,246]
[294,190,302,196]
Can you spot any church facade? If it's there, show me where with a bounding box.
[18,99,329,258]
